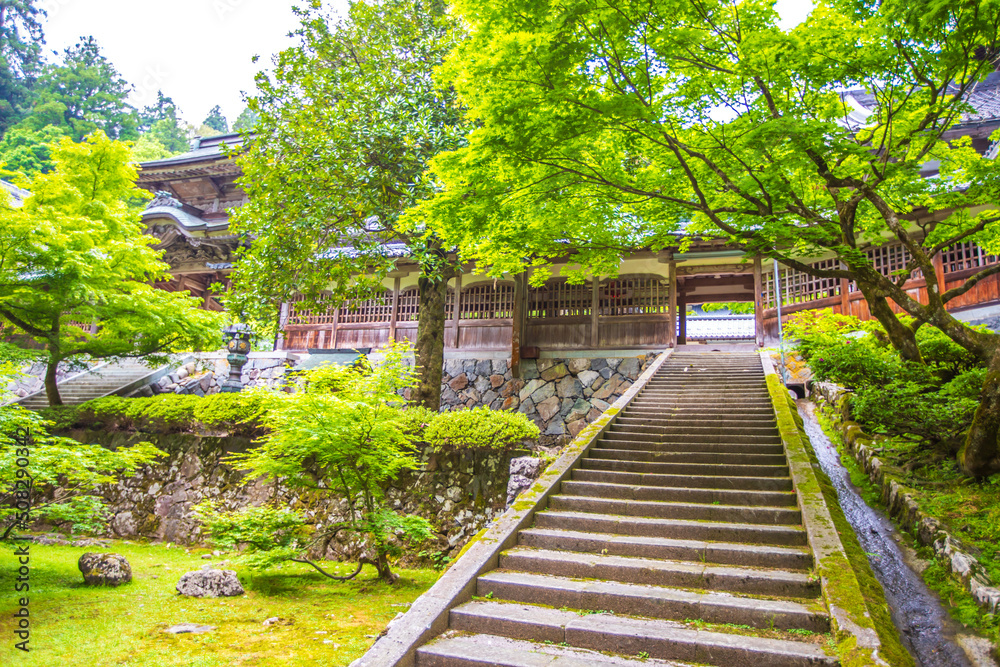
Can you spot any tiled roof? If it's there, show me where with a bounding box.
[843,71,1000,125]
[1,180,30,207]
[139,132,248,169]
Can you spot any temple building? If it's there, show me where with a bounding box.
[135,74,1000,365]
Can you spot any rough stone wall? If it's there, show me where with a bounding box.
[6,361,97,400]
[438,354,657,446]
[133,353,296,398]
[60,429,516,563]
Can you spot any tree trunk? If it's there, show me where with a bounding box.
[411,266,455,410]
[373,551,398,583]
[960,346,1000,477]
[44,357,62,407]
[857,283,923,363]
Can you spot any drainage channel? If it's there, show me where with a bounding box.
[795,399,987,667]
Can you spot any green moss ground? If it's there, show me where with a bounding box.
[0,538,438,666]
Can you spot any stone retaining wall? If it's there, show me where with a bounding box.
[813,382,1000,616]
[60,429,522,563]
[437,354,657,446]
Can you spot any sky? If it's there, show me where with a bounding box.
[40,0,815,131]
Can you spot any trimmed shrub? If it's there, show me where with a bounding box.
[425,407,540,452]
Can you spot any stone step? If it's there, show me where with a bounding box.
[581,458,788,478]
[629,398,774,408]
[603,431,781,445]
[559,480,798,507]
[616,416,776,428]
[548,495,801,525]
[477,571,829,632]
[609,424,780,437]
[644,380,765,387]
[518,527,812,569]
[448,602,837,666]
[594,439,785,455]
[572,468,794,491]
[534,510,808,546]
[500,548,819,598]
[622,408,777,419]
[415,631,689,667]
[588,448,788,467]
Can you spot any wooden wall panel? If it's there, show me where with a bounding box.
[526,322,590,349]
[458,323,512,350]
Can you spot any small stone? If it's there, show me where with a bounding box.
[529,382,556,404]
[556,376,583,399]
[567,358,590,374]
[78,553,132,587]
[544,420,566,436]
[618,357,641,379]
[176,569,244,597]
[165,623,215,634]
[577,370,600,388]
[474,375,492,394]
[490,374,505,388]
[521,360,540,380]
[262,617,284,627]
[200,554,212,560]
[492,359,509,376]
[475,360,492,377]
[519,379,547,402]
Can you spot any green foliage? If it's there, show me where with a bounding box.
[699,302,754,315]
[0,132,224,405]
[201,105,228,135]
[0,123,65,177]
[29,37,138,141]
[193,503,308,571]
[210,342,431,580]
[809,337,903,391]
[229,0,469,329]
[138,91,191,155]
[54,392,268,436]
[424,406,540,452]
[232,107,258,132]
[0,0,45,135]
[0,404,163,536]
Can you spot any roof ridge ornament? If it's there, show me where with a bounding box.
[147,191,184,210]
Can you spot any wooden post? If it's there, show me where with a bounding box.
[511,272,526,378]
[451,272,462,348]
[753,256,764,347]
[330,305,340,350]
[678,296,687,345]
[590,277,600,348]
[275,302,290,351]
[389,277,401,342]
[667,261,678,348]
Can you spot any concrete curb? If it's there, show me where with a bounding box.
[353,348,675,667]
[813,382,1000,616]
[761,352,886,667]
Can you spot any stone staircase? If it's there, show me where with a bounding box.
[415,351,837,666]
[16,360,164,409]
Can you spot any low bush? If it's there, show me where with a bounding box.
[424,406,540,452]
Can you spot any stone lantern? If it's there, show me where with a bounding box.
[221,324,253,393]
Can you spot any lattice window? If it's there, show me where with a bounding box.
[395,287,456,322]
[941,241,999,274]
[460,282,516,320]
[763,259,842,308]
[286,294,338,325]
[599,276,669,316]
[528,280,592,319]
[397,288,420,322]
[340,290,392,324]
[865,243,922,279]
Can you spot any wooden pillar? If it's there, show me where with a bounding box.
[667,261,678,348]
[678,296,687,345]
[330,305,340,350]
[753,256,764,347]
[511,272,527,379]
[590,277,601,348]
[451,272,463,348]
[275,302,289,351]
[388,277,401,342]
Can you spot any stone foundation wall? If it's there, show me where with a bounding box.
[437,354,657,445]
[60,429,520,563]
[134,353,297,397]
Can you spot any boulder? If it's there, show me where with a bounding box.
[577,370,600,388]
[176,568,244,597]
[474,375,492,394]
[449,374,469,391]
[519,379,547,402]
[475,360,493,377]
[492,359,509,376]
[618,357,641,379]
[78,553,132,587]
[164,623,216,634]
[567,358,591,374]
[536,396,562,422]
[506,455,545,506]
[490,374,505,388]
[556,376,583,399]
[540,363,569,382]
[521,360,540,380]
[529,382,556,404]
